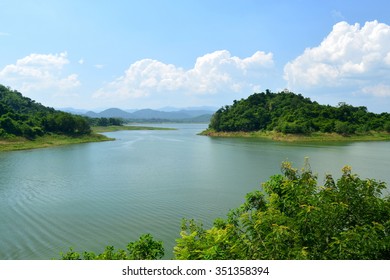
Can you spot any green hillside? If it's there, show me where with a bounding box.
[0,84,91,139]
[207,90,390,136]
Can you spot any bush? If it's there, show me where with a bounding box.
[60,234,164,260]
[174,160,390,259]
[59,161,390,260]
[334,121,356,135]
[384,122,390,133]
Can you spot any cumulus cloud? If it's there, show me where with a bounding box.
[362,84,390,97]
[284,20,390,98]
[93,50,274,104]
[0,52,80,93]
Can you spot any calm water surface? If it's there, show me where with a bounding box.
[1,123,389,259]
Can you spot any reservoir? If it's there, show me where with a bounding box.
[0,123,389,259]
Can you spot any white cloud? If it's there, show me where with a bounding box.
[362,84,390,97]
[0,52,80,94]
[284,21,390,98]
[93,50,274,106]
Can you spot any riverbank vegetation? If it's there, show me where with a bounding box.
[60,161,390,260]
[0,85,92,139]
[205,90,390,141]
[0,84,175,151]
[61,234,164,260]
[0,84,109,151]
[200,129,390,142]
[0,133,112,152]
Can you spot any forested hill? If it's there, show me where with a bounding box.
[0,84,91,139]
[208,90,390,135]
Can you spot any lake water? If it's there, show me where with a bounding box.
[1,123,389,259]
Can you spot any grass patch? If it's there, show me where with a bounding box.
[200,129,390,142]
[1,125,176,152]
[0,134,113,152]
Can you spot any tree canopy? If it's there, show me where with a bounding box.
[174,160,390,260]
[209,90,390,135]
[0,84,91,139]
[61,160,390,260]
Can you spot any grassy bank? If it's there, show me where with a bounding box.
[0,125,176,152]
[200,129,390,142]
[0,133,113,152]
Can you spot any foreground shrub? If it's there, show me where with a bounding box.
[174,160,390,259]
[60,234,164,260]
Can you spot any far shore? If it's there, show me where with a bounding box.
[0,125,175,152]
[199,129,390,142]
[92,125,176,133]
[0,134,112,152]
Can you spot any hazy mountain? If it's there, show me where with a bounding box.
[91,108,133,118]
[82,107,216,122]
[130,109,214,120]
[158,106,218,112]
[58,107,89,114]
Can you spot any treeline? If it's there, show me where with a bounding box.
[209,90,390,135]
[61,161,390,260]
[0,84,91,139]
[85,117,125,127]
[0,85,129,140]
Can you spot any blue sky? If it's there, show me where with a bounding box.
[1,0,390,112]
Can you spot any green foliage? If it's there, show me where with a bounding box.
[59,161,389,260]
[60,234,164,260]
[174,160,390,260]
[0,84,92,139]
[384,122,390,133]
[209,90,390,136]
[86,117,125,127]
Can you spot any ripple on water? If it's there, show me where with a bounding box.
[1,124,390,259]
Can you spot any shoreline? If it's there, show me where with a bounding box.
[199,129,390,142]
[0,133,113,152]
[92,125,176,133]
[0,125,175,152]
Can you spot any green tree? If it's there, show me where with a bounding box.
[174,160,390,260]
[0,115,21,136]
[59,161,389,260]
[1,84,93,139]
[334,121,354,135]
[73,115,92,135]
[207,90,390,136]
[384,122,390,133]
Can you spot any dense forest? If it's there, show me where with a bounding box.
[85,116,125,127]
[0,84,92,139]
[209,90,390,135]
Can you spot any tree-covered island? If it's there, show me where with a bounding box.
[0,84,171,151]
[202,90,390,141]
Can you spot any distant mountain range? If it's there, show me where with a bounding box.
[59,107,217,123]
